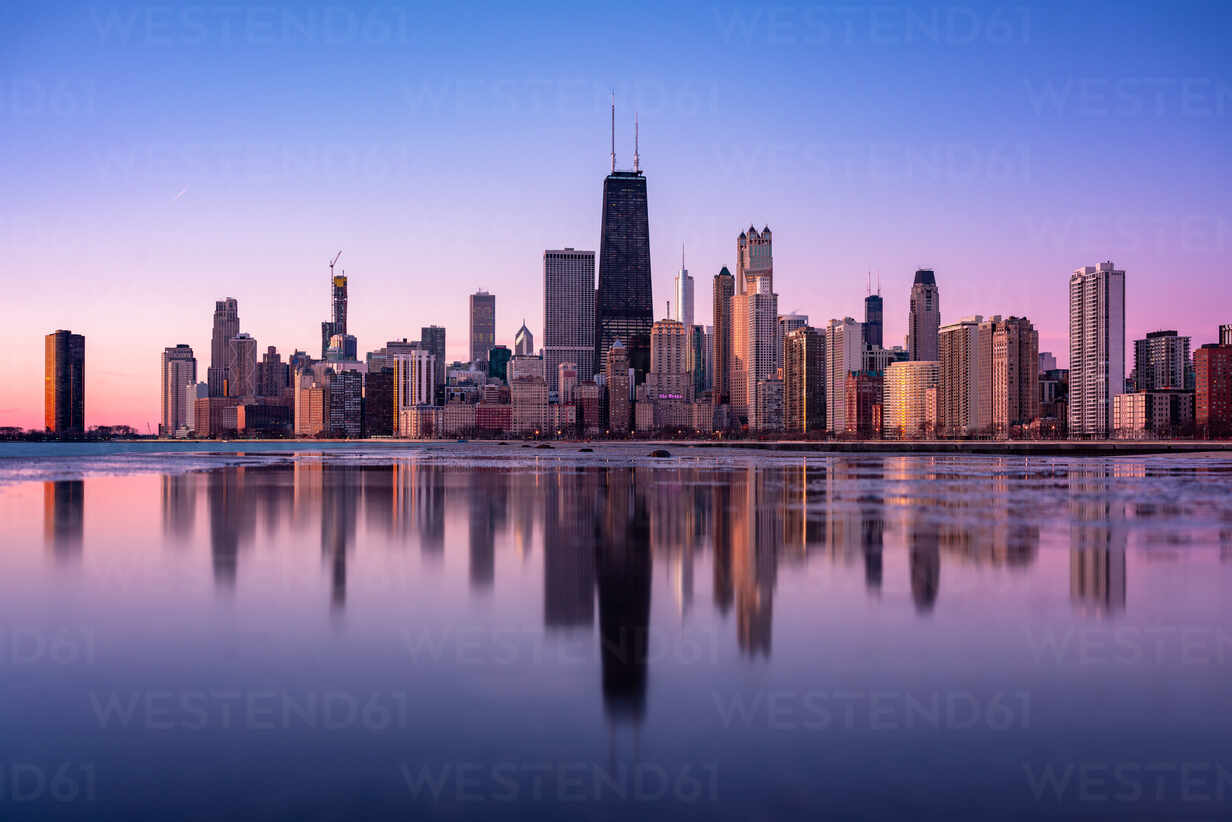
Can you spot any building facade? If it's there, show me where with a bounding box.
[605,342,631,434]
[514,322,534,356]
[992,316,1040,433]
[543,249,596,394]
[469,290,496,366]
[712,267,735,405]
[884,361,939,438]
[45,330,85,435]
[907,269,940,362]
[731,281,778,421]
[938,316,982,436]
[1195,343,1232,437]
[227,333,258,399]
[208,298,239,397]
[594,170,653,382]
[1133,330,1190,391]
[784,326,825,433]
[674,261,694,326]
[825,318,863,435]
[160,344,196,436]
[1068,262,1126,437]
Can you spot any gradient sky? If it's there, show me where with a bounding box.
[3,0,1230,428]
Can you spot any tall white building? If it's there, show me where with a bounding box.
[514,321,534,356]
[1069,262,1126,437]
[394,350,437,436]
[673,256,694,326]
[542,249,596,393]
[160,344,196,436]
[825,317,864,434]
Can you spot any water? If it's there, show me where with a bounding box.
[1,443,1230,820]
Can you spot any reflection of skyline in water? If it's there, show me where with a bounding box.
[40,455,1232,643]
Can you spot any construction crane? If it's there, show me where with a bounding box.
[329,250,342,276]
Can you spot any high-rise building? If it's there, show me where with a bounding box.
[44,331,89,437]
[557,362,578,403]
[736,226,772,295]
[510,376,549,434]
[161,344,196,436]
[594,167,653,381]
[258,346,288,398]
[363,368,395,437]
[784,326,825,432]
[673,254,694,326]
[509,354,544,382]
[208,298,239,397]
[45,330,85,435]
[227,333,258,399]
[1221,325,1232,346]
[543,249,596,394]
[184,382,207,433]
[326,369,362,437]
[1195,343,1232,437]
[731,278,778,420]
[845,371,883,438]
[421,325,446,394]
[776,312,808,376]
[825,318,863,435]
[394,350,437,415]
[884,361,940,438]
[907,270,940,361]
[1133,330,1190,391]
[469,290,496,365]
[992,316,1040,433]
[1040,352,1058,372]
[939,316,982,435]
[751,379,784,432]
[1068,262,1126,437]
[863,289,883,348]
[321,272,349,358]
[712,268,735,404]
[605,341,631,434]
[648,318,691,428]
[687,324,707,398]
[514,321,534,356]
[487,345,512,382]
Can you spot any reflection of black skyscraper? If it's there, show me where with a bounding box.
[861,493,885,593]
[468,471,507,591]
[322,465,360,611]
[43,480,84,560]
[909,514,940,612]
[594,102,653,381]
[207,467,257,587]
[161,474,198,540]
[595,468,651,724]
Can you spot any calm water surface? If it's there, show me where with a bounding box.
[1,443,1230,820]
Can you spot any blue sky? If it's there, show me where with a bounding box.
[2,0,1230,426]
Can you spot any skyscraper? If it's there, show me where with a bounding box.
[227,333,258,399]
[938,316,982,436]
[864,288,883,348]
[45,330,85,435]
[731,278,778,420]
[712,267,735,404]
[1133,330,1190,391]
[161,344,197,436]
[907,270,940,361]
[1221,325,1232,346]
[469,290,496,366]
[776,312,808,376]
[258,346,287,398]
[825,318,863,435]
[514,321,534,356]
[421,325,446,393]
[1069,262,1126,437]
[736,226,772,294]
[543,248,596,394]
[648,318,691,428]
[208,298,239,397]
[1195,343,1232,436]
[784,326,825,432]
[884,361,940,438]
[992,316,1040,433]
[673,252,694,326]
[594,104,653,382]
[605,341,631,434]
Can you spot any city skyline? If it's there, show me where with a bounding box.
[4,1,1231,429]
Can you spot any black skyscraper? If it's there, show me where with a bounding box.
[864,292,883,348]
[594,169,653,380]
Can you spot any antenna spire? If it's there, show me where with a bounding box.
[681,242,685,270]
[633,112,640,172]
[610,92,616,173]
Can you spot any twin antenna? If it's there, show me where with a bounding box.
[609,92,640,173]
